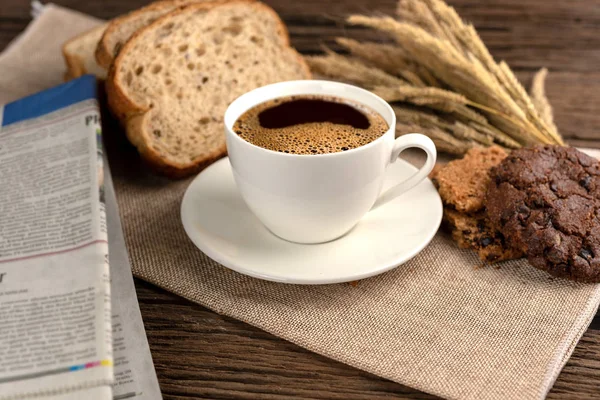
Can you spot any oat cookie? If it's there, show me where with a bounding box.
[432,146,520,263]
[486,145,600,282]
[432,146,508,213]
[443,208,524,263]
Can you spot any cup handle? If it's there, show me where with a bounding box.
[372,133,437,209]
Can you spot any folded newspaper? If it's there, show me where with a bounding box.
[0,76,161,399]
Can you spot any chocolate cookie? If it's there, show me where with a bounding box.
[486,145,600,282]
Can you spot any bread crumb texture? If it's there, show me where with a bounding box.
[111,2,310,173]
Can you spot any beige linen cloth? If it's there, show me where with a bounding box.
[2,5,600,399]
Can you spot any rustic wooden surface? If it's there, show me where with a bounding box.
[2,0,600,398]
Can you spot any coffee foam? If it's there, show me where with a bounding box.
[233,95,389,155]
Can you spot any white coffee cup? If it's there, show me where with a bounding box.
[224,80,436,244]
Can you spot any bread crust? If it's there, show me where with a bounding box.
[95,0,182,69]
[62,25,107,80]
[125,114,227,177]
[62,51,85,79]
[96,0,232,69]
[106,0,311,178]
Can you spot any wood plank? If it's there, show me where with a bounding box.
[2,0,600,73]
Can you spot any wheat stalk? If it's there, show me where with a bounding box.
[420,0,560,146]
[411,125,476,154]
[307,53,480,122]
[397,0,461,49]
[346,12,562,147]
[451,121,494,146]
[347,17,524,117]
[403,0,563,145]
[530,68,558,135]
[373,85,467,106]
[496,62,564,145]
[306,51,404,87]
[304,0,563,155]
[335,37,438,87]
[393,105,500,148]
[468,121,521,149]
[423,0,493,66]
[397,121,473,155]
[307,50,525,150]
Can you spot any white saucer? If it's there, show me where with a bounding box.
[181,157,442,284]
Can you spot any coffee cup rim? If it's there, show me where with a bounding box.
[224,80,396,158]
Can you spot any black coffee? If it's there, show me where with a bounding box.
[233,94,389,155]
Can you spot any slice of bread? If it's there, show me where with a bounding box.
[62,24,108,80]
[95,0,220,70]
[106,1,311,178]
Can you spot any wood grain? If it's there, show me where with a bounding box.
[2,0,600,398]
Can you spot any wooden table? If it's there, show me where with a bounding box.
[2,0,600,398]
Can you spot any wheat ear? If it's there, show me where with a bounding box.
[530,68,558,136]
[347,15,552,145]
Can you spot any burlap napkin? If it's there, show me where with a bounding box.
[2,5,600,399]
